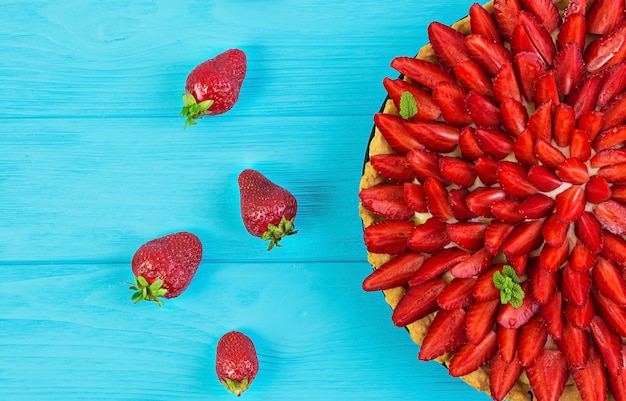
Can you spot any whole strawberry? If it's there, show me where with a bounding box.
[128,231,202,306]
[181,48,247,128]
[216,331,259,397]
[238,169,298,250]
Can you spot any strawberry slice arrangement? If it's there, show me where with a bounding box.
[359,0,626,400]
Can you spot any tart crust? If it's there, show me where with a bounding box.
[358,1,588,400]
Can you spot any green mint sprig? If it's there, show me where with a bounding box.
[493,265,524,308]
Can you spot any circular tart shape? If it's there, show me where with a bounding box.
[359,0,626,400]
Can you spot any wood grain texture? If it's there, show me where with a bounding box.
[0,0,492,399]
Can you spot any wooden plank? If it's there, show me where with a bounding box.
[0,261,490,401]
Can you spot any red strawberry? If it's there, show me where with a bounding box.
[362,252,425,292]
[216,331,259,396]
[392,277,446,327]
[359,184,415,220]
[238,169,298,250]
[448,330,497,377]
[526,349,568,401]
[418,308,467,361]
[129,231,202,306]
[364,220,414,255]
[181,49,246,128]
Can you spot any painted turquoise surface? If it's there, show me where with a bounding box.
[0,1,492,400]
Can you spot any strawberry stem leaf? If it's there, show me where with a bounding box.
[261,216,298,251]
[128,276,168,306]
[220,377,251,396]
[399,91,418,120]
[493,265,524,308]
[180,92,214,129]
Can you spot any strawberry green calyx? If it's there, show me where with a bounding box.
[220,377,251,397]
[493,265,525,308]
[180,93,214,129]
[261,216,298,251]
[399,91,418,120]
[128,276,168,307]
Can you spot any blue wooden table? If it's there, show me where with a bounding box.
[0,1,492,400]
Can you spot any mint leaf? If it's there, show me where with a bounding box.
[493,265,525,308]
[399,91,418,120]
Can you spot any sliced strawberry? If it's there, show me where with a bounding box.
[496,324,517,363]
[586,175,611,204]
[469,2,501,43]
[473,265,503,302]
[570,346,608,401]
[594,199,626,235]
[437,277,476,310]
[464,34,512,77]
[518,11,557,65]
[555,185,586,223]
[557,157,589,184]
[362,252,425,292]
[578,110,605,140]
[438,157,477,188]
[449,248,494,278]
[598,62,626,109]
[519,193,555,219]
[449,188,478,221]
[476,159,501,189]
[589,314,625,376]
[556,12,586,51]
[403,182,428,213]
[520,0,559,32]
[428,21,470,69]
[497,283,539,329]
[584,22,626,74]
[489,352,524,401]
[527,165,562,192]
[370,154,415,183]
[391,277,447,327]
[527,101,553,142]
[526,349,568,401]
[590,148,626,168]
[593,287,626,336]
[556,321,590,368]
[542,212,570,248]
[517,313,548,367]
[446,221,487,250]
[466,298,500,345]
[534,138,566,169]
[553,42,585,95]
[374,113,424,155]
[359,184,415,220]
[526,255,556,305]
[423,177,454,222]
[492,197,524,224]
[569,240,597,272]
[593,256,626,306]
[448,330,497,377]
[609,368,626,401]
[586,0,625,35]
[454,59,494,98]
[597,162,626,183]
[465,187,507,218]
[407,148,446,184]
[513,51,546,103]
[592,125,626,151]
[404,121,460,153]
[562,263,592,307]
[613,184,626,202]
[540,290,564,340]
[501,220,543,258]
[475,128,515,160]
[564,298,594,329]
[364,220,414,254]
[537,239,568,274]
[418,308,467,361]
[569,128,592,161]
[407,216,449,252]
[458,126,485,161]
[569,76,603,121]
[553,103,576,147]
[465,92,502,127]
[484,221,515,255]
[493,0,522,41]
[383,78,442,122]
[390,56,456,90]
[408,247,469,286]
[493,61,522,103]
[501,99,528,138]
[432,81,473,126]
[574,211,603,252]
[534,71,560,106]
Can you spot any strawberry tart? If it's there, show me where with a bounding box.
[359,0,626,400]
